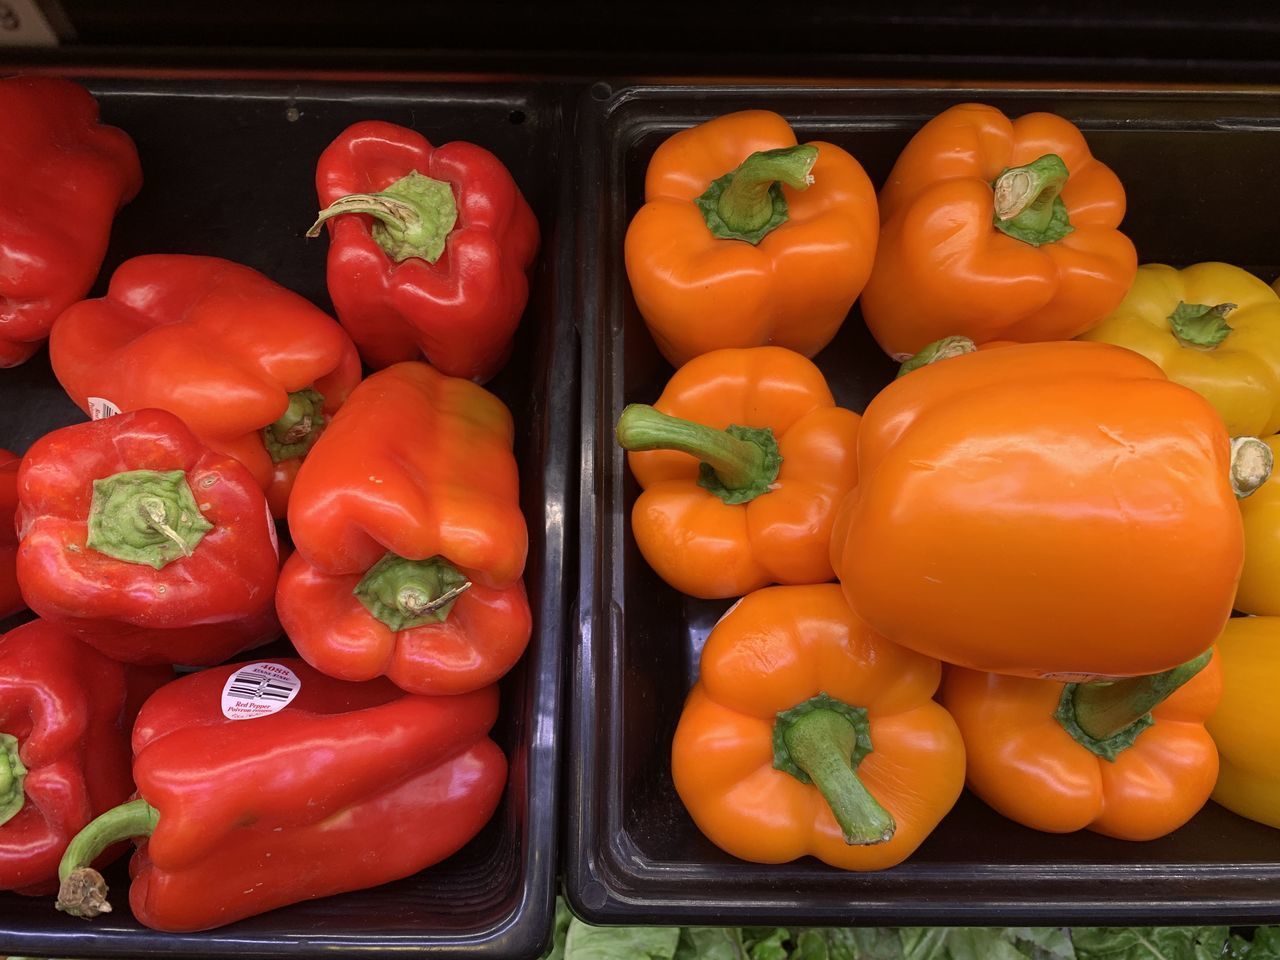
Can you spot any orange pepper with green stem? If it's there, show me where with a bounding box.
[624,110,878,368]
[671,584,965,870]
[860,103,1136,360]
[616,347,860,599]
[941,649,1221,840]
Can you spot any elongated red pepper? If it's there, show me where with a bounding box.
[55,658,505,932]
[279,362,530,694]
[48,255,362,516]
[308,121,540,380]
[0,77,141,367]
[0,620,168,894]
[16,409,281,665]
[0,450,23,619]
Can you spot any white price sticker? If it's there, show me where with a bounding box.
[220,662,301,720]
[87,397,122,420]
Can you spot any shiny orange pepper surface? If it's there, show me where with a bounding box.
[833,340,1250,679]
[861,103,1136,360]
[672,584,965,870]
[618,347,860,599]
[625,110,878,367]
[942,649,1221,840]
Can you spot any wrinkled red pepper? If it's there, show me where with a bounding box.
[0,619,168,894]
[16,409,282,665]
[56,658,505,932]
[308,120,540,380]
[48,254,362,516]
[0,76,142,367]
[0,450,23,619]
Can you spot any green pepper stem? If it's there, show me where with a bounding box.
[56,798,159,920]
[1231,437,1273,499]
[992,154,1074,246]
[1071,649,1213,742]
[354,553,472,631]
[694,145,818,245]
[306,170,458,264]
[1168,301,1236,349]
[773,693,896,845]
[86,469,213,570]
[896,336,978,376]
[0,734,27,827]
[263,388,327,463]
[616,403,781,505]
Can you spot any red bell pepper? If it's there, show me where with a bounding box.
[278,361,531,694]
[48,254,362,516]
[55,658,505,932]
[16,409,282,666]
[0,76,142,367]
[0,450,23,619]
[307,121,540,380]
[0,619,168,894]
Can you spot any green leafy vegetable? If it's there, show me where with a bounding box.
[1071,926,1229,960]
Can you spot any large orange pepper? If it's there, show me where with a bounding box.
[624,110,878,368]
[832,340,1267,679]
[861,103,1137,360]
[941,648,1222,840]
[672,584,965,870]
[616,347,860,599]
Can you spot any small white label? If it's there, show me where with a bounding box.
[87,397,121,420]
[0,0,60,47]
[264,499,279,557]
[220,662,301,720]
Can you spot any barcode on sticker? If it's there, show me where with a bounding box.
[87,397,121,420]
[220,662,301,720]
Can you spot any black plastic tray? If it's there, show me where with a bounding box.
[0,77,574,959]
[569,82,1280,927]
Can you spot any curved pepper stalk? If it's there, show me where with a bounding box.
[56,797,159,919]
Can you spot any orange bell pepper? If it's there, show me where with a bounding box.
[624,110,878,367]
[671,584,965,870]
[861,103,1137,360]
[616,346,860,599]
[832,340,1266,679]
[941,648,1221,840]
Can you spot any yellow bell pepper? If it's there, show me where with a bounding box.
[1237,435,1280,616]
[1206,616,1280,829]
[1079,263,1280,436]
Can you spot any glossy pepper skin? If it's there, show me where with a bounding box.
[1079,263,1280,437]
[55,658,505,931]
[0,77,142,367]
[861,103,1136,360]
[625,110,879,367]
[832,340,1249,679]
[279,362,530,694]
[16,409,282,666]
[618,346,860,599]
[1237,436,1280,615]
[310,120,539,380]
[0,450,23,618]
[0,620,167,894]
[49,255,362,517]
[672,584,965,871]
[1206,617,1280,829]
[942,650,1222,840]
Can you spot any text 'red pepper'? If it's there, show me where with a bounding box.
[17,409,282,666]
[672,585,965,871]
[861,103,1136,360]
[309,121,540,380]
[0,620,167,894]
[0,77,142,367]
[625,110,879,367]
[832,340,1265,679]
[617,346,860,599]
[49,254,362,516]
[55,658,505,931]
[279,362,530,695]
[942,649,1221,840]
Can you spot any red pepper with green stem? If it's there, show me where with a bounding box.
[0,76,142,367]
[308,121,540,380]
[16,409,282,666]
[55,658,505,932]
[0,619,168,894]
